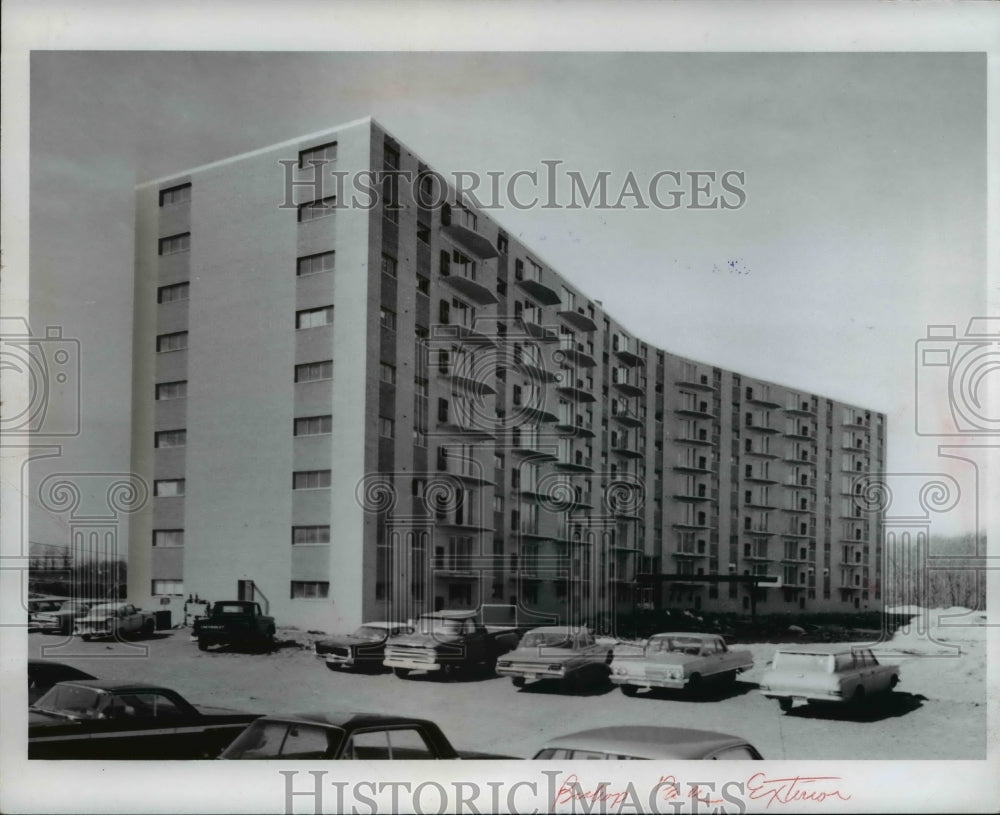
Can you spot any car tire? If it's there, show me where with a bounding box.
[889,675,899,691]
[723,670,738,684]
[852,686,866,707]
[511,676,526,689]
[393,667,411,679]
[143,620,155,637]
[197,639,209,652]
[440,663,459,681]
[81,634,91,642]
[778,697,793,713]
[620,684,639,697]
[325,662,340,672]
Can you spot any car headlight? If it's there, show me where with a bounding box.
[548,664,564,672]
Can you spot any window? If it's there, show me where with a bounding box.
[297,251,335,277]
[156,331,188,353]
[295,360,333,383]
[290,581,329,599]
[381,253,397,277]
[292,526,331,544]
[151,579,184,595]
[155,381,187,401]
[383,144,400,170]
[294,415,332,436]
[379,362,396,385]
[154,430,186,448]
[416,275,430,295]
[344,728,434,760]
[154,479,185,497]
[380,308,397,331]
[298,196,336,223]
[158,233,190,255]
[158,183,191,206]
[417,224,431,244]
[298,140,338,167]
[153,530,184,548]
[497,233,508,254]
[293,470,331,490]
[378,416,394,438]
[296,305,333,329]
[437,398,449,424]
[157,282,190,304]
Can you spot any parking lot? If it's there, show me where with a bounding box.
[27,613,987,760]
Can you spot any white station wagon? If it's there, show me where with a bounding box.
[759,644,900,712]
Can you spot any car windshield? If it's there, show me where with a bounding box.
[772,652,835,672]
[416,618,462,636]
[352,626,388,640]
[32,684,105,718]
[221,720,343,760]
[648,636,704,655]
[521,632,574,648]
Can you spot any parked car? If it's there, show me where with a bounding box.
[74,602,156,641]
[315,622,413,671]
[611,632,753,696]
[28,659,96,705]
[193,601,276,651]
[383,610,521,678]
[533,726,764,760]
[495,626,614,691]
[758,644,900,712]
[29,680,261,759]
[27,598,65,629]
[220,712,513,759]
[33,600,93,635]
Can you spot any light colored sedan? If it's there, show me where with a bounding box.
[496,626,613,692]
[611,632,753,696]
[533,726,763,760]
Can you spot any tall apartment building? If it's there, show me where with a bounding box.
[130,117,886,632]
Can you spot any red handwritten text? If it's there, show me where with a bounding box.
[747,773,852,807]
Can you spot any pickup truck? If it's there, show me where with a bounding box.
[220,711,513,759]
[611,632,753,696]
[758,644,900,712]
[74,602,156,641]
[382,610,522,679]
[193,601,276,652]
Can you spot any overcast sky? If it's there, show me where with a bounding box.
[24,50,987,544]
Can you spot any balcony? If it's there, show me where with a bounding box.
[555,381,597,403]
[675,402,715,420]
[556,307,598,333]
[554,419,595,439]
[508,432,558,460]
[611,403,644,428]
[611,370,645,397]
[783,426,813,440]
[610,438,644,459]
[783,503,815,514]
[745,445,779,459]
[556,335,597,368]
[435,418,496,441]
[675,429,713,447]
[438,268,499,306]
[743,552,773,562]
[519,311,559,343]
[783,450,815,465]
[746,497,777,510]
[675,370,715,391]
[672,518,711,531]
[515,266,561,306]
[432,322,497,347]
[744,471,779,485]
[746,390,782,409]
[784,401,816,416]
[553,456,594,474]
[671,549,708,559]
[673,458,712,474]
[672,489,712,503]
[612,339,644,367]
[441,207,499,260]
[744,417,780,434]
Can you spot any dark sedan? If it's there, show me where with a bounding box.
[29,680,261,759]
[28,659,96,705]
[314,622,413,671]
[221,712,513,760]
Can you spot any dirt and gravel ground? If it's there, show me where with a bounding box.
[27,606,987,760]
